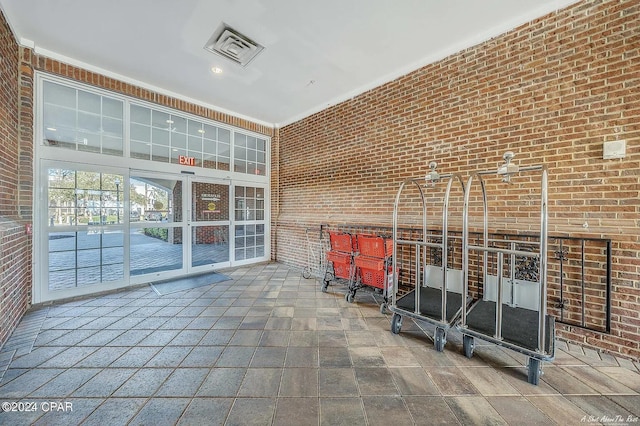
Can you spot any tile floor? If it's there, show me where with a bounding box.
[0,263,639,425]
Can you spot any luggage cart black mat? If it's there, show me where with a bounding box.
[465,300,554,353]
[396,287,463,323]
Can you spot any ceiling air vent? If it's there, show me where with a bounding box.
[204,23,264,67]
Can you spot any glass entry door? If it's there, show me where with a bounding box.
[189,179,230,270]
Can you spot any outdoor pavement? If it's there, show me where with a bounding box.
[0,263,639,425]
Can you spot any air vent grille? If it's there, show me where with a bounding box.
[204,23,264,67]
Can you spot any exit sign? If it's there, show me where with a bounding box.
[179,155,195,166]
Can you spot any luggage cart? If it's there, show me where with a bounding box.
[347,234,394,312]
[302,227,331,281]
[457,152,555,385]
[322,231,357,293]
[388,162,466,352]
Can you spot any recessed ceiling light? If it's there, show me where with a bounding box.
[211,67,223,74]
[46,127,57,131]
[198,129,205,134]
[166,119,174,124]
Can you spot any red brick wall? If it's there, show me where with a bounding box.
[275,0,640,359]
[0,10,33,348]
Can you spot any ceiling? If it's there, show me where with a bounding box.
[0,0,578,127]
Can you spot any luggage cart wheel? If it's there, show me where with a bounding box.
[345,292,354,303]
[527,358,542,385]
[302,268,311,279]
[321,282,328,293]
[390,313,402,334]
[434,327,446,352]
[379,303,387,314]
[463,335,475,358]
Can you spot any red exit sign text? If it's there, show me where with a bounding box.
[179,155,195,166]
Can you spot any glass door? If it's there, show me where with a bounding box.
[38,163,126,302]
[189,179,231,271]
[128,173,185,283]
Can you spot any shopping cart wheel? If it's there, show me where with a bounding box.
[434,327,446,352]
[390,313,402,334]
[321,282,328,293]
[463,335,474,358]
[345,292,354,303]
[527,358,542,385]
[302,267,311,279]
[379,303,387,314]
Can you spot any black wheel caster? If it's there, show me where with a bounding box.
[321,282,328,292]
[345,292,354,303]
[527,357,542,385]
[434,327,446,352]
[379,303,387,314]
[390,313,402,334]
[302,268,311,279]
[463,335,474,358]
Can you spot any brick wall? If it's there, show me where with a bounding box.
[275,0,640,359]
[0,10,32,348]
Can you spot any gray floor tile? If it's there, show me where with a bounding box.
[362,395,414,426]
[229,329,263,346]
[168,329,207,346]
[389,367,440,395]
[285,347,319,368]
[319,346,352,367]
[238,368,282,397]
[487,396,554,425]
[320,397,366,426]
[112,368,173,397]
[29,368,101,398]
[200,329,234,345]
[605,395,640,417]
[427,366,479,396]
[155,367,209,397]
[180,346,223,367]
[279,368,319,397]
[274,397,319,426]
[2,346,66,369]
[71,368,137,397]
[110,346,161,368]
[251,346,287,367]
[145,346,192,367]
[129,397,191,426]
[404,396,461,425]
[225,397,276,426]
[177,398,233,426]
[136,329,180,346]
[74,346,130,368]
[349,346,385,367]
[216,346,256,367]
[445,396,508,425]
[80,397,146,426]
[459,366,520,396]
[355,367,398,395]
[259,330,290,346]
[0,368,65,398]
[319,368,359,397]
[197,367,246,397]
[526,395,591,426]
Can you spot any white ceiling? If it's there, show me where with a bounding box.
[0,0,577,127]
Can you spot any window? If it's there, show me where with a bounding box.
[130,104,232,171]
[234,134,267,175]
[43,81,124,156]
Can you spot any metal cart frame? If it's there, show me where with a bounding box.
[302,226,331,281]
[322,231,357,293]
[457,152,554,385]
[346,234,394,313]
[389,162,466,352]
